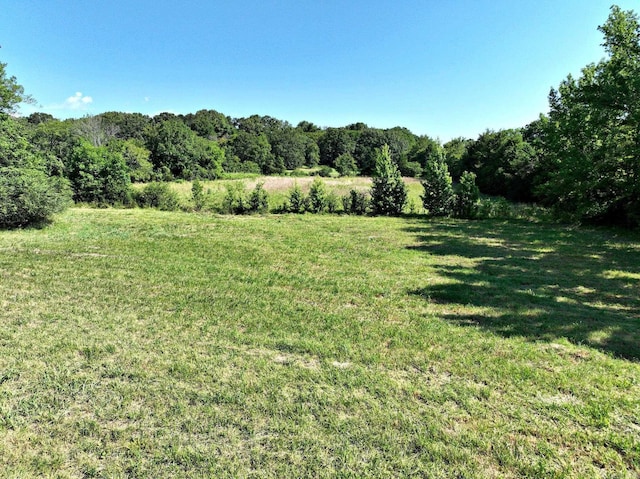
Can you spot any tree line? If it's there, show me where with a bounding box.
[1,5,638,227]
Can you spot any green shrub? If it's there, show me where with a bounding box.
[342,189,369,215]
[191,180,205,211]
[221,183,248,214]
[421,159,454,216]
[248,182,269,213]
[135,182,180,211]
[308,177,328,213]
[0,167,72,228]
[454,171,480,219]
[67,141,131,205]
[317,165,337,178]
[326,192,340,213]
[286,184,308,213]
[370,144,407,216]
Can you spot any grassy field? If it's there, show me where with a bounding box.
[0,208,639,477]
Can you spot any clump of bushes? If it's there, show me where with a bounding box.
[341,189,369,215]
[221,182,269,214]
[0,167,72,228]
[134,182,181,211]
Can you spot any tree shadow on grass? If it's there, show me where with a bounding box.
[406,219,640,361]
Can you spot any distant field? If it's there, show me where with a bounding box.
[0,208,638,477]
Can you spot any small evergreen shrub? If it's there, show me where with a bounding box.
[192,180,205,211]
[342,189,369,215]
[370,144,407,216]
[248,182,269,213]
[222,183,248,214]
[421,159,454,216]
[454,171,480,219]
[308,177,328,213]
[286,184,308,213]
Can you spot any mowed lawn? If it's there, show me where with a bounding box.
[0,208,638,478]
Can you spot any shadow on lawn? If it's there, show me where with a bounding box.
[406,219,640,361]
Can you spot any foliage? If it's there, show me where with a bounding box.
[334,153,358,176]
[221,182,249,214]
[135,182,180,211]
[0,167,72,228]
[0,61,34,115]
[420,158,454,216]
[341,189,369,215]
[308,177,328,213]
[184,109,233,140]
[66,141,132,205]
[454,171,480,219]
[286,183,308,213]
[191,180,205,211]
[146,118,224,179]
[463,128,539,202]
[318,128,356,167]
[370,144,407,215]
[540,6,640,226]
[443,137,472,181]
[248,182,269,213]
[226,130,283,175]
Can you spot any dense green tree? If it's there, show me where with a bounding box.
[99,112,152,141]
[184,109,233,141]
[318,128,356,167]
[226,130,282,174]
[421,158,454,216]
[0,66,71,227]
[335,152,358,176]
[370,144,407,215]
[443,137,472,181]
[146,119,223,179]
[269,126,308,170]
[454,171,480,219]
[353,128,388,175]
[541,5,640,225]
[464,128,539,202]
[66,140,131,204]
[26,112,55,125]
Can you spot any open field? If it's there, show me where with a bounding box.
[0,208,639,477]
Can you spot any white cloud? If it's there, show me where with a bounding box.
[65,92,93,109]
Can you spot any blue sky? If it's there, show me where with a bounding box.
[1,1,636,141]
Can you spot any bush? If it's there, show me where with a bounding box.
[191,180,205,211]
[286,184,308,213]
[421,159,454,216]
[370,144,407,215]
[0,167,72,228]
[67,141,132,205]
[221,183,248,214]
[335,153,358,177]
[308,177,328,213]
[454,171,480,219]
[248,182,269,213]
[135,182,180,211]
[342,189,369,215]
[317,165,337,178]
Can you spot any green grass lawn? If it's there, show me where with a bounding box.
[0,208,638,478]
